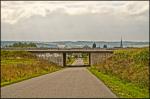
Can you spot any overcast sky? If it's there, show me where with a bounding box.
[1,1,149,41]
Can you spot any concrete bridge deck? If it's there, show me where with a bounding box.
[1,48,114,53]
[1,48,115,66]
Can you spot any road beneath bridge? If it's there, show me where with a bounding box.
[72,58,84,65]
[1,66,117,98]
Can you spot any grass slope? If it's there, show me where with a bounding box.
[1,50,62,87]
[88,47,149,98]
[88,67,149,98]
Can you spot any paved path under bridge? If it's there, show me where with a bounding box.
[1,67,117,98]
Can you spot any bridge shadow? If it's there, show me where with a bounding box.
[65,65,90,68]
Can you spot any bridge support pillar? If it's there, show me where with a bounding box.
[91,53,112,66]
[89,53,91,66]
[63,53,66,67]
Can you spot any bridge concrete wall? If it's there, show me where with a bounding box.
[90,53,113,65]
[35,53,64,66]
[31,51,113,67]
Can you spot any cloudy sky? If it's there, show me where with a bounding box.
[1,1,149,41]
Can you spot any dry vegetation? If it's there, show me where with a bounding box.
[89,47,149,98]
[1,51,62,86]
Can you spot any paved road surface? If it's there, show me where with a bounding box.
[72,58,84,65]
[1,67,117,98]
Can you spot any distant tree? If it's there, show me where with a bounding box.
[92,42,96,48]
[24,42,27,47]
[74,54,78,58]
[103,45,107,48]
[5,45,8,48]
[82,53,88,58]
[28,42,36,47]
[9,42,37,48]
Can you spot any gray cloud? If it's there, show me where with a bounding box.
[2,12,149,41]
[1,1,149,24]
[1,1,149,41]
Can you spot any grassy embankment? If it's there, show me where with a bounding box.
[1,51,62,87]
[88,47,149,98]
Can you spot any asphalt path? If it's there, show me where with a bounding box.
[1,67,117,98]
[72,58,84,65]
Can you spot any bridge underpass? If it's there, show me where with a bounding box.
[2,48,114,67]
[30,50,113,67]
[34,52,90,67]
[65,53,90,67]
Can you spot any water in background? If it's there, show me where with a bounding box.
[1,41,149,48]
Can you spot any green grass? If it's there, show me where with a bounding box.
[66,57,76,65]
[94,48,149,89]
[1,68,62,87]
[83,57,89,65]
[88,67,149,98]
[1,59,36,65]
[88,48,149,98]
[1,50,62,87]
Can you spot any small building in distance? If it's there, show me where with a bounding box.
[92,42,96,48]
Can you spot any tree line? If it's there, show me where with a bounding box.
[7,42,37,48]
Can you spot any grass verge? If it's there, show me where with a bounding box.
[1,50,63,87]
[1,68,62,87]
[88,66,149,98]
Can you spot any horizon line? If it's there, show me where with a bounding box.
[1,40,149,42]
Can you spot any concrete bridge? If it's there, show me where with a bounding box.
[2,48,115,66]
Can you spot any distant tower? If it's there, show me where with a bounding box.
[120,36,123,48]
[92,42,96,48]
